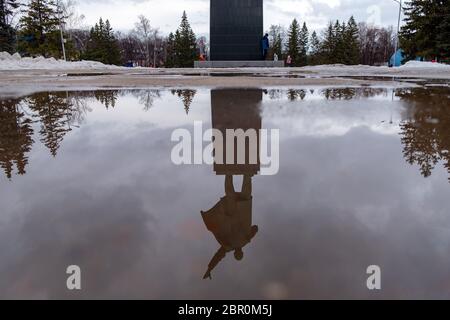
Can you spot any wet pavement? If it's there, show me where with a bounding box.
[0,86,450,299]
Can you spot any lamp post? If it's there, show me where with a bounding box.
[57,0,67,61]
[393,0,402,66]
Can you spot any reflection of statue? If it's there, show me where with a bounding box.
[201,175,258,279]
[201,89,262,279]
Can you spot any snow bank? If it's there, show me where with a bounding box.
[400,60,450,69]
[0,52,121,70]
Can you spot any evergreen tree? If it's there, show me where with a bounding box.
[0,0,20,53]
[18,0,63,57]
[172,11,196,68]
[398,87,450,181]
[400,0,449,61]
[268,24,284,59]
[299,22,309,66]
[165,32,175,68]
[0,98,34,180]
[321,22,336,64]
[344,16,360,65]
[309,31,321,65]
[26,92,73,157]
[83,18,121,65]
[94,90,118,109]
[286,18,301,66]
[333,20,345,63]
[436,1,450,61]
[172,89,196,114]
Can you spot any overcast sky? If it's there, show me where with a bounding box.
[76,0,403,35]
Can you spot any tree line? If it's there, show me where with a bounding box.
[269,16,396,66]
[1,0,198,67]
[1,0,449,66]
[400,0,450,62]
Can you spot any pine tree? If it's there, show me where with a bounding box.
[299,22,309,66]
[400,0,449,61]
[309,31,321,65]
[268,24,284,59]
[172,11,196,68]
[26,92,73,157]
[165,32,175,67]
[83,18,121,65]
[94,90,118,109]
[321,22,336,64]
[0,98,34,180]
[173,89,196,114]
[19,0,63,57]
[0,0,20,53]
[333,20,345,64]
[436,1,450,61]
[398,87,450,180]
[344,16,360,65]
[286,18,301,66]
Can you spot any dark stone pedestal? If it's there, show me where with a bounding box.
[210,0,263,61]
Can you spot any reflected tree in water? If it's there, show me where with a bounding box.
[266,89,283,100]
[398,88,450,181]
[66,92,93,127]
[26,92,74,157]
[287,89,306,101]
[321,88,388,100]
[171,89,196,114]
[94,91,118,109]
[0,98,34,180]
[1,89,162,178]
[322,88,357,100]
[129,90,161,111]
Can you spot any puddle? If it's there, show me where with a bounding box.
[335,75,450,86]
[66,72,117,77]
[1,86,450,299]
[182,72,307,78]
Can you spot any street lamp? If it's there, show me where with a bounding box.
[393,0,402,66]
[56,0,67,61]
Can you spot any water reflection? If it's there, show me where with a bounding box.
[264,88,392,101]
[2,86,450,299]
[2,87,450,183]
[202,89,262,279]
[0,98,34,179]
[321,88,389,100]
[398,87,450,181]
[2,87,450,184]
[171,89,197,114]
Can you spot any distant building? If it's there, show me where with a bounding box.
[389,49,404,67]
[389,49,426,67]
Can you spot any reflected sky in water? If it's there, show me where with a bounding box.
[0,87,450,299]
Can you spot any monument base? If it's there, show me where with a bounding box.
[195,61,285,68]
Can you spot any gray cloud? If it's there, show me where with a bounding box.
[74,0,403,34]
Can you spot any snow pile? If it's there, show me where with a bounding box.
[400,60,450,69]
[0,52,121,70]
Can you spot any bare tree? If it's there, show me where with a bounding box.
[134,15,152,66]
[61,0,85,31]
[359,22,396,66]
